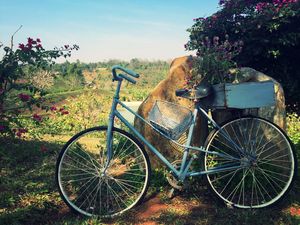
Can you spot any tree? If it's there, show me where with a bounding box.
[186,0,300,111]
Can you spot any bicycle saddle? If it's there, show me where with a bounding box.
[175,82,213,100]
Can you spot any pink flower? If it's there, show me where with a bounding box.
[36,44,42,49]
[18,93,30,102]
[290,207,297,216]
[33,113,42,122]
[289,206,300,216]
[36,38,41,43]
[64,45,69,49]
[256,2,268,11]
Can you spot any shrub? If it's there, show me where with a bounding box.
[0,30,78,138]
[287,112,300,144]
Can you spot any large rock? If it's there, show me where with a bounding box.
[134,56,286,167]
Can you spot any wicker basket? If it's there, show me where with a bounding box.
[148,100,193,140]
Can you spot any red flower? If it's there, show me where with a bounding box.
[18,93,30,102]
[36,44,42,49]
[15,128,28,138]
[50,106,57,111]
[61,110,69,115]
[33,113,42,122]
[26,43,33,50]
[27,37,34,44]
[19,43,26,50]
[19,128,28,133]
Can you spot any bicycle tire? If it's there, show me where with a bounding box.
[204,116,297,208]
[56,126,151,217]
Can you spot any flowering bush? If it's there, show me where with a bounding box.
[186,35,243,87]
[0,32,78,138]
[30,92,110,135]
[186,0,300,110]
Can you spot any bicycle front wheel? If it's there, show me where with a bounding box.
[56,126,151,217]
[204,117,296,208]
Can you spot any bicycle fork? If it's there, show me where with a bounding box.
[103,81,122,173]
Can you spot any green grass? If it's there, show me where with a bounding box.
[0,137,299,225]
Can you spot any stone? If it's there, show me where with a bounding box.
[134,56,286,167]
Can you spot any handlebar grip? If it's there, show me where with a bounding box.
[175,89,189,97]
[118,73,136,84]
[112,65,139,78]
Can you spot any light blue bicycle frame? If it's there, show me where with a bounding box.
[106,79,246,182]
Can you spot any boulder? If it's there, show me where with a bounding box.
[134,56,286,167]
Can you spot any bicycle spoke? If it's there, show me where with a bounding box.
[75,143,102,169]
[205,117,295,208]
[57,127,149,217]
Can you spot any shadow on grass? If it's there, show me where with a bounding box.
[0,138,299,225]
[0,138,77,225]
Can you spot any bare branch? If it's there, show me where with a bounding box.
[10,25,23,49]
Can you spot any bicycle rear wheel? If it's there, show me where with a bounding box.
[56,126,151,217]
[204,117,297,208]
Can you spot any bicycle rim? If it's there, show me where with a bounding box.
[204,117,296,208]
[56,126,150,217]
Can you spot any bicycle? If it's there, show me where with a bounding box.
[56,65,297,217]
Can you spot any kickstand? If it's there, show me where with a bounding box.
[167,188,177,199]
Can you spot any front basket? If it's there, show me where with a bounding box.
[148,100,193,140]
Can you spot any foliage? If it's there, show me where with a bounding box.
[39,92,110,135]
[49,61,85,93]
[186,0,300,110]
[287,112,300,143]
[0,33,78,137]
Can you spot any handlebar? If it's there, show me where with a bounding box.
[118,73,136,84]
[112,65,139,84]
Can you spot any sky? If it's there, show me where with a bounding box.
[0,0,220,62]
